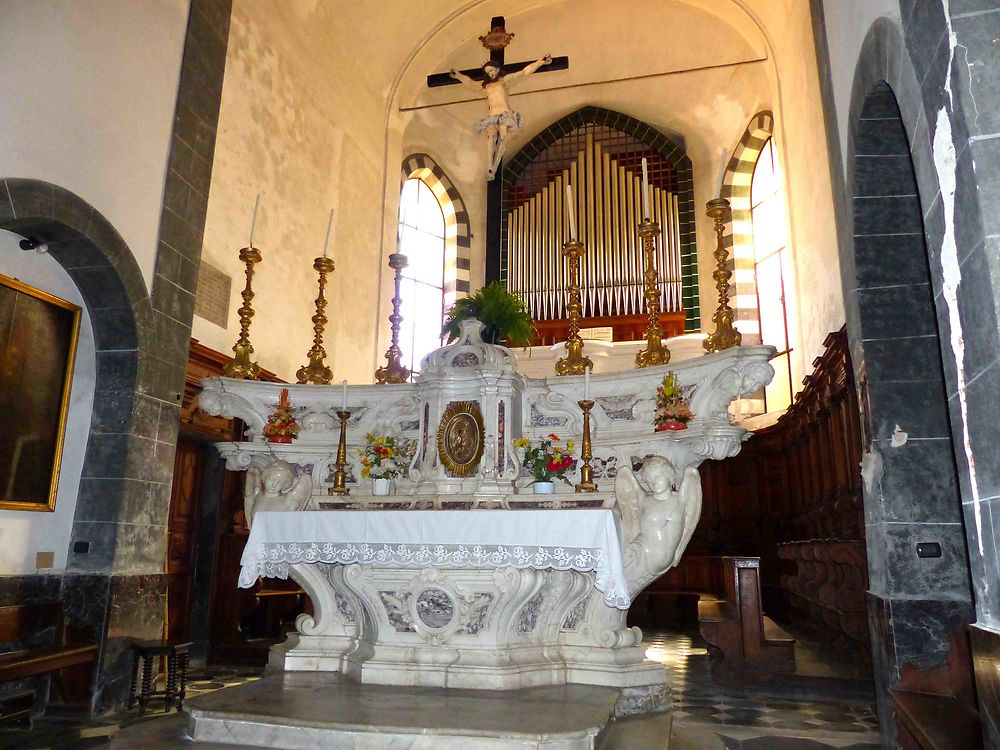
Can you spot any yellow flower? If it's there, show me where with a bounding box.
[566,441,575,453]
[514,437,531,449]
[361,466,370,478]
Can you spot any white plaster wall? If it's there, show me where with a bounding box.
[0,231,96,575]
[195,0,391,383]
[821,0,902,174]
[0,0,190,291]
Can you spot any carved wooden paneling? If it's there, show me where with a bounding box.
[681,328,869,650]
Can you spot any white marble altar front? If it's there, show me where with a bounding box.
[198,319,774,728]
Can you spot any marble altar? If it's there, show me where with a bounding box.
[198,319,774,723]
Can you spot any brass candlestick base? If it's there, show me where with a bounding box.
[635,220,670,368]
[376,253,412,384]
[556,240,593,376]
[703,198,742,353]
[330,410,351,496]
[576,399,597,493]
[297,256,336,384]
[223,246,262,379]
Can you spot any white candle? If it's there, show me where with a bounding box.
[718,147,729,194]
[341,379,348,411]
[322,208,334,258]
[565,183,577,240]
[249,192,261,247]
[641,158,650,219]
[584,365,590,400]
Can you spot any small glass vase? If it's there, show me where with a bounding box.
[532,480,555,494]
[372,477,391,496]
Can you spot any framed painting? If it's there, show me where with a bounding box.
[0,273,81,512]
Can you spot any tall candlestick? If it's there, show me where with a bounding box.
[249,192,261,247]
[341,379,348,411]
[584,366,590,400]
[565,184,577,240]
[703,198,742,353]
[375,253,411,384]
[322,208,334,258]
[641,158,650,219]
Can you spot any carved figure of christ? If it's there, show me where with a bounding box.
[449,56,551,180]
[426,17,568,182]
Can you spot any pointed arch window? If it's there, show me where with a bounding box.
[751,138,793,412]
[397,177,446,376]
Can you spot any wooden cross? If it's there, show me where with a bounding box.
[426,16,569,88]
[427,17,569,282]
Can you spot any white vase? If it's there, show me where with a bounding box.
[532,481,555,494]
[372,478,391,496]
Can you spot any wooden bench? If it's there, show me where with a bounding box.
[0,603,98,726]
[697,557,795,674]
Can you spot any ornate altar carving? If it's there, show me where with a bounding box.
[436,401,485,477]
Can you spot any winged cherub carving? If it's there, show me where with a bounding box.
[244,460,313,527]
[615,456,702,582]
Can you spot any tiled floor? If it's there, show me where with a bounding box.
[647,630,881,749]
[3,634,880,749]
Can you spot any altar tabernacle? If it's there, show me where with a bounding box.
[198,317,774,724]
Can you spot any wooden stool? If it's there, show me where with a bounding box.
[127,640,192,714]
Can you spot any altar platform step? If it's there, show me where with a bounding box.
[110,672,673,749]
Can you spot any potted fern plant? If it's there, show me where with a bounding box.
[441,282,534,347]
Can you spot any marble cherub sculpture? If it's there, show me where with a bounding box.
[244,460,313,527]
[615,456,703,588]
[449,54,552,180]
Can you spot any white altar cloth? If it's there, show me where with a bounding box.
[239,509,631,609]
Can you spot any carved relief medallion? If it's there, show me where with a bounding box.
[437,401,485,477]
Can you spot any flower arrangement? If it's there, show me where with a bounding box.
[513,433,578,485]
[358,433,416,480]
[654,372,693,431]
[263,388,300,443]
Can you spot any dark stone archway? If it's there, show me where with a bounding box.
[0,0,233,713]
[831,13,998,746]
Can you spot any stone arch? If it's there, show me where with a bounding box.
[840,17,995,746]
[720,110,774,343]
[0,178,156,574]
[500,106,699,330]
[400,154,471,304]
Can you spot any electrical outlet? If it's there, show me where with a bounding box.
[35,551,54,569]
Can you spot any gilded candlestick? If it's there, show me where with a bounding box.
[576,399,597,493]
[703,198,742,353]
[223,245,262,379]
[555,239,593,376]
[634,220,670,368]
[330,410,351,496]
[296,256,336,384]
[375,253,411,384]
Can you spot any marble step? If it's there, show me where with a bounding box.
[183,672,630,750]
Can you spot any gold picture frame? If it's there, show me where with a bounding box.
[436,401,485,478]
[0,274,81,512]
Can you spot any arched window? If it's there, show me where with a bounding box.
[397,177,446,376]
[750,138,793,411]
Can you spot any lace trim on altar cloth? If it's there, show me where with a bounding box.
[239,542,630,609]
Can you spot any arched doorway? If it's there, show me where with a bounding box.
[841,18,987,743]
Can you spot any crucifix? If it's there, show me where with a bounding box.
[427,17,569,280]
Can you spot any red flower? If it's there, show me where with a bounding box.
[548,433,560,441]
[546,459,560,472]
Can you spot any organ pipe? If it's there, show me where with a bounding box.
[506,143,684,322]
